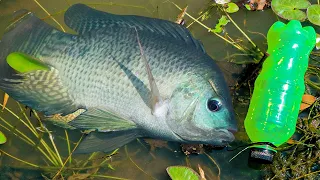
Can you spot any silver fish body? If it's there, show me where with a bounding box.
[0,4,237,153]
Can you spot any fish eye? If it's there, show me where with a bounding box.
[207,99,221,112]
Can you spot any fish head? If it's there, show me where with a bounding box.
[167,76,237,145]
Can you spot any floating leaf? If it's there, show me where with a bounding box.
[167,166,200,180]
[0,131,6,144]
[271,0,311,21]
[300,94,317,111]
[225,2,239,13]
[307,5,320,26]
[212,15,230,33]
[316,33,320,50]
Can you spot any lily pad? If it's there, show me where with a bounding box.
[307,4,320,26]
[271,0,311,21]
[225,2,239,13]
[167,166,200,180]
[0,130,6,144]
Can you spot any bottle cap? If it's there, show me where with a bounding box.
[248,143,277,164]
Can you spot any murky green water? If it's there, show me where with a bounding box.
[0,0,300,179]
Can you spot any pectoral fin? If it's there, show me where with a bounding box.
[68,108,137,132]
[135,28,167,115]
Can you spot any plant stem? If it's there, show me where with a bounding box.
[0,116,56,165]
[169,1,245,51]
[32,0,66,32]
[0,150,40,168]
[65,130,72,164]
[204,152,220,179]
[294,169,320,180]
[52,134,84,179]
[222,9,264,58]
[48,131,64,166]
[125,146,156,180]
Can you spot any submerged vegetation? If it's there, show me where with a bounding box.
[0,102,126,179]
[0,0,320,179]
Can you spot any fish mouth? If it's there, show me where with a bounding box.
[172,127,235,145]
[210,128,235,145]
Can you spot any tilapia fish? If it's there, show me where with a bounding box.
[0,4,237,153]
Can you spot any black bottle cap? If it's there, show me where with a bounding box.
[248,143,276,164]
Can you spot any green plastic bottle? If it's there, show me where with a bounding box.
[244,20,316,164]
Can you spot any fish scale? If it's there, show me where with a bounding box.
[0,4,237,153]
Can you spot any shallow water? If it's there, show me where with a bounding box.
[0,0,305,179]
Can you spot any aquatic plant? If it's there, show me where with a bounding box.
[0,101,129,179]
[170,1,265,64]
[263,97,320,179]
[272,0,320,26]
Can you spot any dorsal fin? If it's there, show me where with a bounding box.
[64,3,205,52]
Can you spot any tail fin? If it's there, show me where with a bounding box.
[0,10,78,116]
[0,9,61,80]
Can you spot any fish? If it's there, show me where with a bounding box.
[0,4,237,153]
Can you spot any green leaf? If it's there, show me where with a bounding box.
[245,4,251,10]
[316,33,320,50]
[0,131,6,144]
[271,0,311,21]
[307,4,320,26]
[212,15,230,33]
[225,2,239,13]
[167,166,200,180]
[6,52,49,73]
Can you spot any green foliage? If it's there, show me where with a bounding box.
[307,4,320,26]
[225,2,239,13]
[271,0,311,21]
[0,130,6,144]
[166,166,200,180]
[213,15,230,33]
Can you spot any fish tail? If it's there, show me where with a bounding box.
[0,9,61,80]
